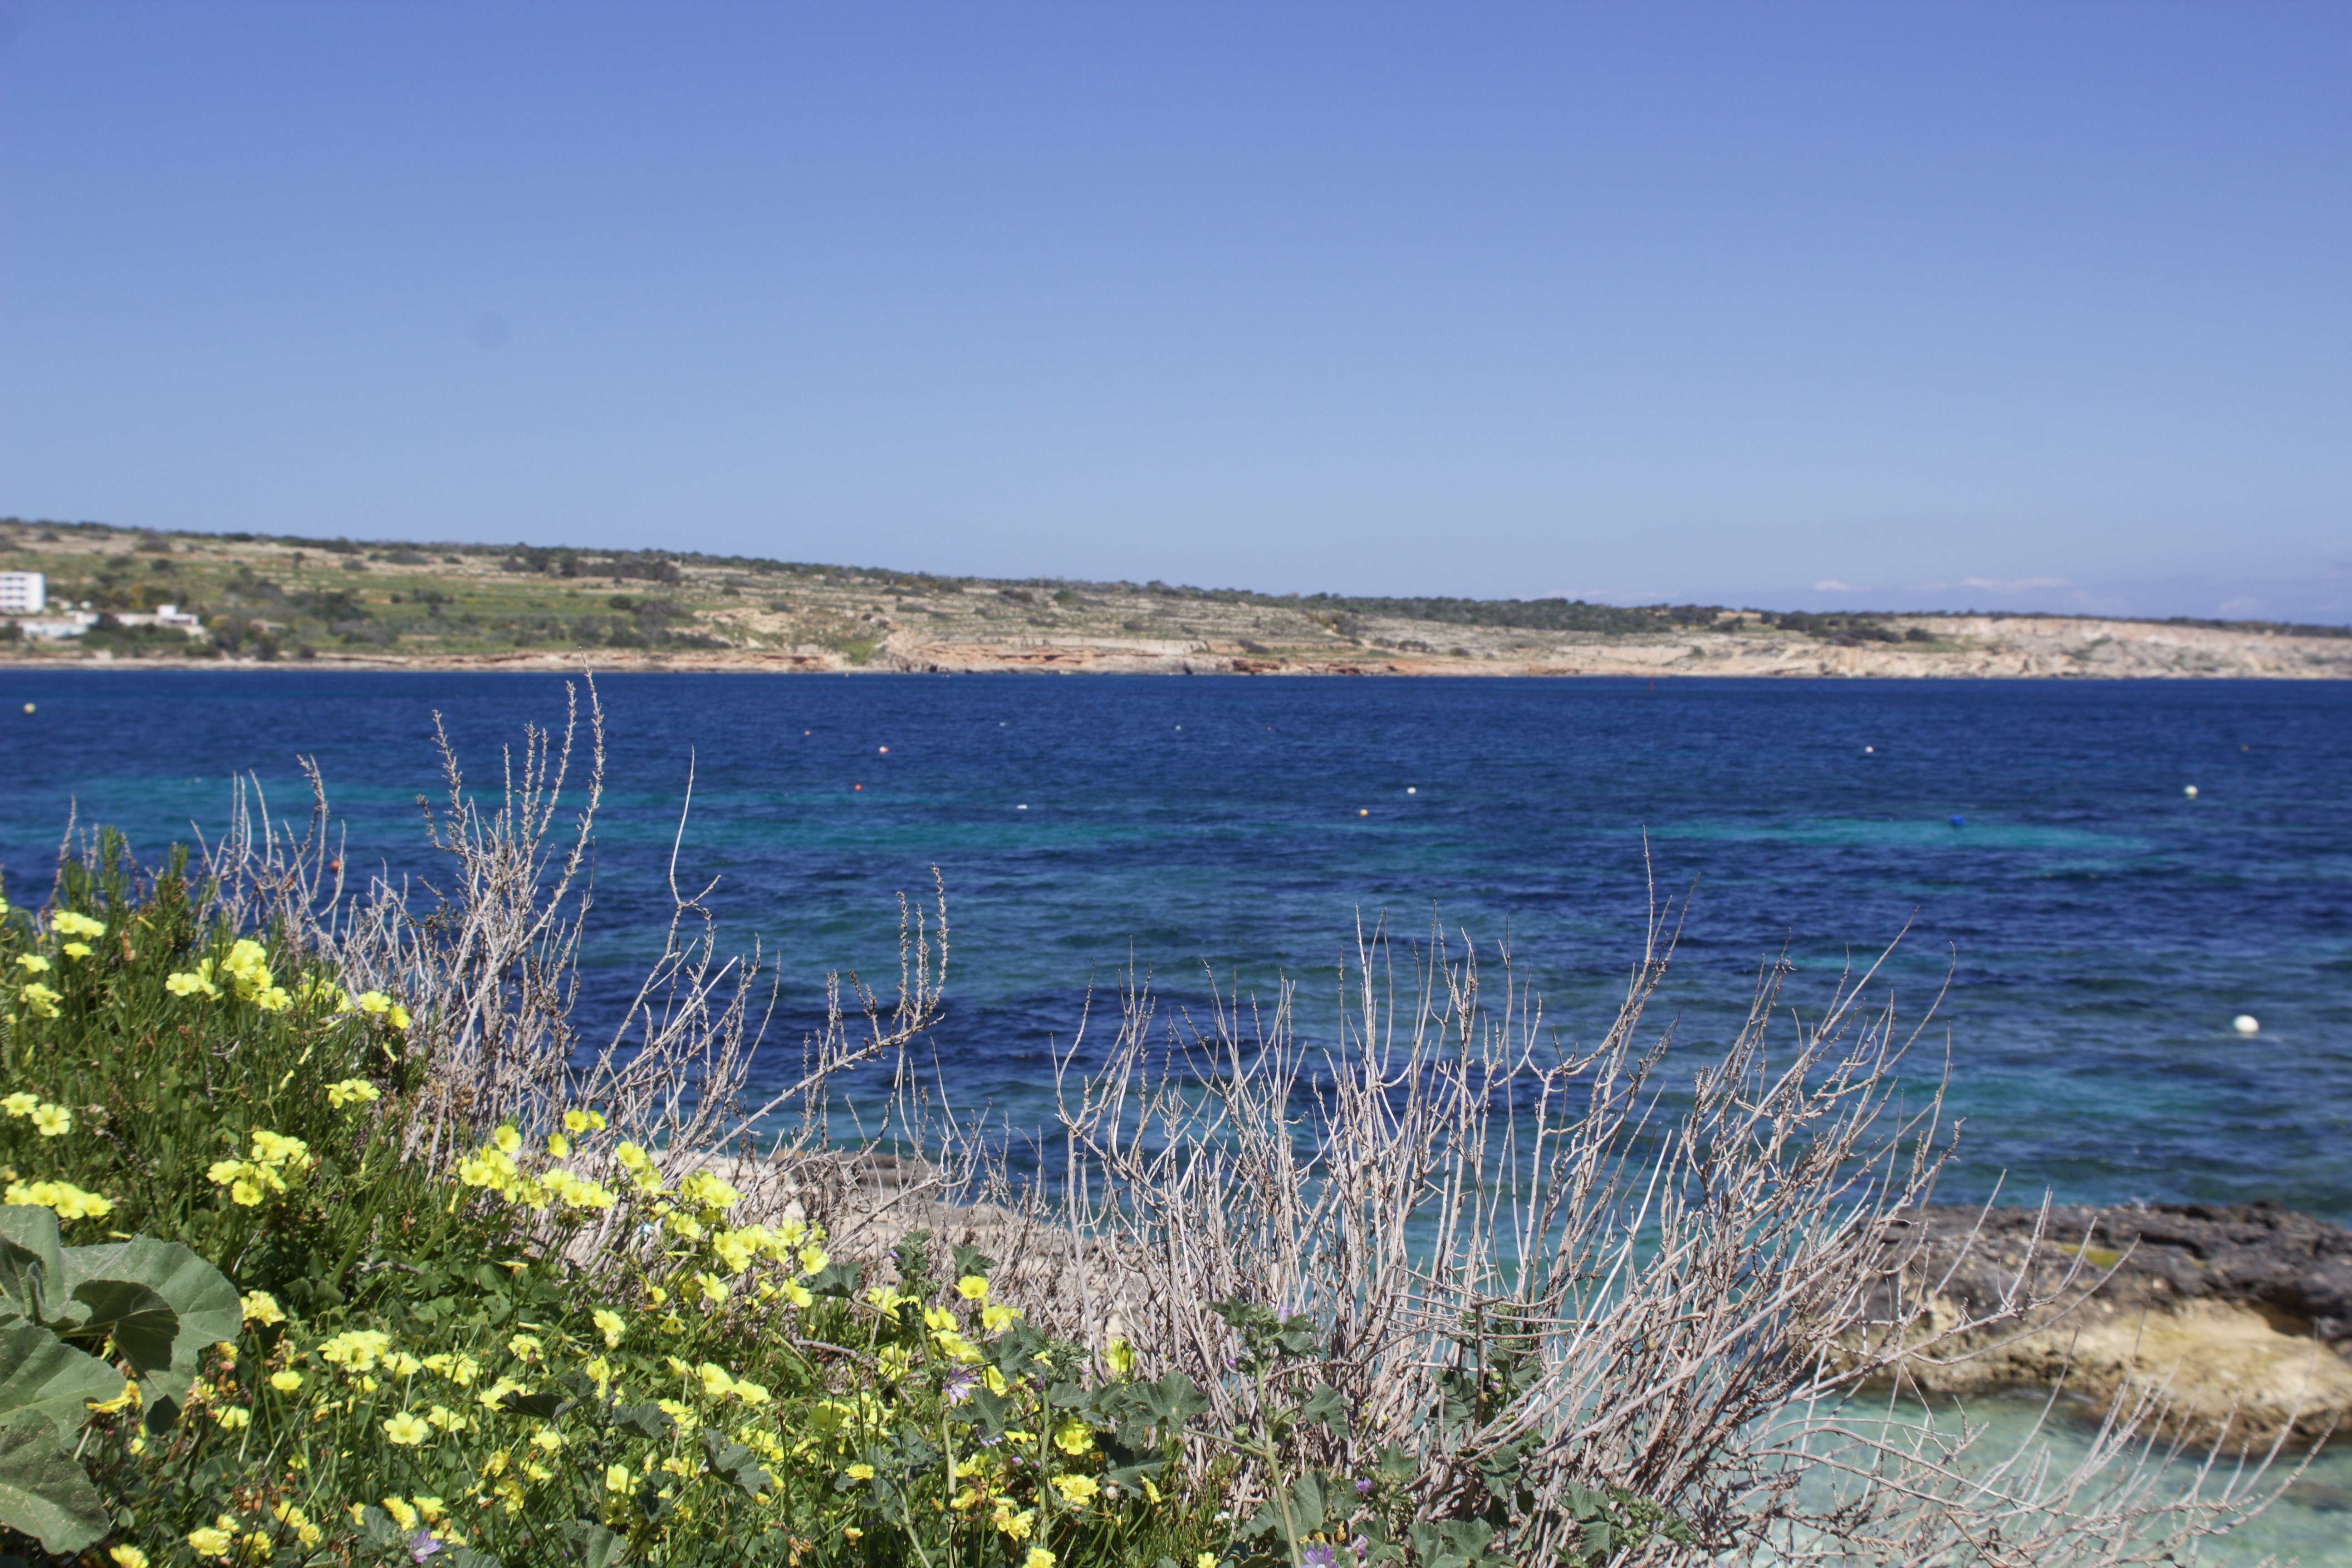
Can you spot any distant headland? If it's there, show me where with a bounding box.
[3,517,2347,678]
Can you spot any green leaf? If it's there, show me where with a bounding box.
[950,1243,997,1279]
[66,1281,176,1378]
[1141,1372,1209,1427]
[59,1237,237,1411]
[499,1389,575,1421]
[805,1262,860,1299]
[0,1419,106,1554]
[443,1549,505,1568]
[0,1210,65,1328]
[1298,1382,1349,1435]
[559,1519,626,1568]
[358,1504,407,1548]
[0,1323,122,1435]
[616,1401,672,1441]
[1289,1471,1327,1535]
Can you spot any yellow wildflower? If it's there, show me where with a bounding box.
[240,1291,285,1325]
[186,1526,234,1560]
[108,1546,150,1568]
[1051,1473,1100,1507]
[0,1092,35,1116]
[325,1078,381,1108]
[270,1370,302,1392]
[5,1178,114,1220]
[213,1405,250,1430]
[994,1507,1036,1539]
[384,1411,431,1445]
[956,1274,990,1301]
[15,953,50,975]
[593,1307,625,1347]
[606,1463,631,1493]
[60,941,91,960]
[1053,1418,1094,1455]
[380,1496,420,1532]
[845,1463,875,1482]
[16,983,61,1019]
[493,1125,522,1154]
[51,911,105,938]
[1026,1550,1056,1568]
[564,1107,606,1132]
[85,1379,138,1414]
[29,1103,67,1137]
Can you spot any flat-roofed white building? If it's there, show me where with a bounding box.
[0,571,44,613]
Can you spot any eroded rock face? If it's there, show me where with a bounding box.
[1890,1203,2352,1448]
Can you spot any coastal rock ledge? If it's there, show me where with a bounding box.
[1891,1202,2352,1447]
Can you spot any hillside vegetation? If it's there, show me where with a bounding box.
[2,517,2345,677]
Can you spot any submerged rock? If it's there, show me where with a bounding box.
[1887,1201,2352,1448]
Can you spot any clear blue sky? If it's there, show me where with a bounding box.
[3,2,2346,619]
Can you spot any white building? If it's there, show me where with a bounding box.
[19,613,96,640]
[111,603,206,635]
[0,571,44,613]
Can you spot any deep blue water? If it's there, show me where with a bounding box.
[4,670,2347,1221]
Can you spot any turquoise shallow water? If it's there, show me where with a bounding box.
[3,669,2348,1220]
[5,669,2350,1560]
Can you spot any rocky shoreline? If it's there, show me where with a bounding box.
[7,612,2349,680]
[1886,1201,2352,1447]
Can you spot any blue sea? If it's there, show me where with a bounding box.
[3,670,2348,1222]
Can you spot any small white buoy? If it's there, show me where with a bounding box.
[1016,804,1028,810]
[2233,1015,2259,1035]
[1358,808,1369,816]
[20,703,31,715]
[1864,745,1874,754]
[2184,784,2198,798]
[1406,786,1416,794]
[877,745,889,754]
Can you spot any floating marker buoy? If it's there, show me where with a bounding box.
[1016,804,1028,810]
[1358,808,1369,816]
[2233,1015,2260,1035]
[20,704,31,715]
[1950,815,1965,829]
[853,784,862,791]
[1406,786,1417,794]
[1864,745,1874,754]
[877,746,888,754]
[2184,784,2198,798]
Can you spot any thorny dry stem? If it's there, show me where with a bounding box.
[1024,880,2298,1564]
[177,676,949,1270]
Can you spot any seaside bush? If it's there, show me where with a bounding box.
[0,685,2294,1566]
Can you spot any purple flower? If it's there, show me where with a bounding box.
[1301,1546,1339,1568]
[1355,1478,1374,1497]
[943,1369,977,1405]
[409,1532,442,1563]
